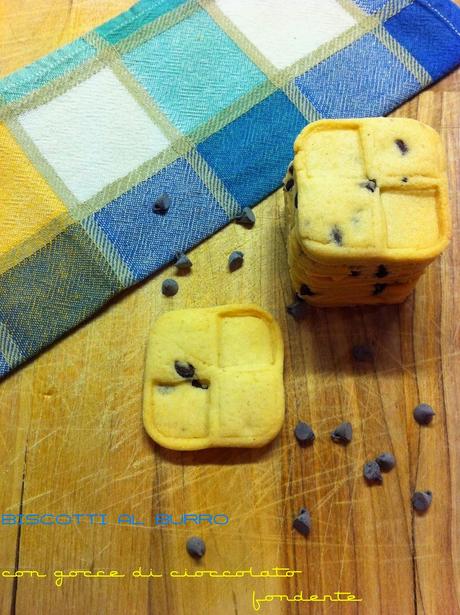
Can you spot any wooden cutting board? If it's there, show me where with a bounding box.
[0,2,459,613]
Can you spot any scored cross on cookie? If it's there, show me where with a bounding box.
[284,117,451,307]
[143,305,285,451]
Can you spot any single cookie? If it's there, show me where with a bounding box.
[143,305,285,450]
[293,117,450,262]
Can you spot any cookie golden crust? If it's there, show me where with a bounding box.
[287,229,428,281]
[291,117,451,263]
[143,305,285,451]
[284,117,451,307]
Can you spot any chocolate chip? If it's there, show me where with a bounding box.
[375,452,396,472]
[292,507,311,537]
[288,164,294,175]
[162,279,178,296]
[294,422,315,446]
[363,460,383,484]
[413,403,435,425]
[402,177,408,183]
[372,283,387,295]
[361,179,377,192]
[175,361,195,379]
[411,491,432,512]
[350,270,361,277]
[375,264,389,278]
[352,345,373,362]
[395,139,408,154]
[299,284,315,297]
[174,252,192,271]
[228,250,244,272]
[191,379,208,389]
[286,299,309,320]
[330,226,343,246]
[153,193,171,214]
[331,422,352,444]
[294,193,298,209]
[285,178,294,192]
[186,536,206,558]
[235,207,256,227]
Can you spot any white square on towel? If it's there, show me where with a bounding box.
[19,68,171,202]
[214,0,357,69]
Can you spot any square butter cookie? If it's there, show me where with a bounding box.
[143,305,284,450]
[284,117,451,306]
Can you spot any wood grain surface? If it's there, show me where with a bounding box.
[0,2,459,614]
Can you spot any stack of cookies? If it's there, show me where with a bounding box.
[284,117,451,307]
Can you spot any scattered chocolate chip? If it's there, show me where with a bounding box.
[361,179,377,192]
[294,422,315,446]
[350,270,361,277]
[375,452,396,472]
[285,178,295,192]
[401,176,408,183]
[413,403,435,425]
[228,251,244,272]
[174,252,192,271]
[411,491,432,512]
[174,361,195,379]
[186,536,206,558]
[294,193,298,209]
[162,278,178,297]
[395,139,408,155]
[375,264,389,278]
[153,193,171,214]
[288,164,294,175]
[330,226,343,246]
[363,460,383,484]
[331,422,352,444]
[352,344,373,362]
[286,299,309,320]
[372,283,387,296]
[292,507,311,537]
[235,207,256,227]
[191,379,209,390]
[299,283,315,297]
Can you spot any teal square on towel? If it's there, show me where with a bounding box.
[122,9,267,134]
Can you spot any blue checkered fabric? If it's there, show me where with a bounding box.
[0,0,459,377]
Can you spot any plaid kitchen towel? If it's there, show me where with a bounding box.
[0,0,459,377]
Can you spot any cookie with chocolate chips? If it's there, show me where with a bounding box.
[143,305,285,450]
[283,117,451,307]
